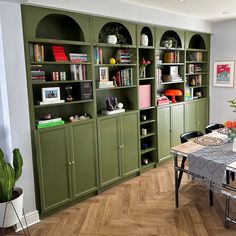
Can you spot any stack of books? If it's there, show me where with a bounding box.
[116,49,131,64]
[69,53,88,62]
[36,117,65,129]
[52,46,67,61]
[30,65,45,81]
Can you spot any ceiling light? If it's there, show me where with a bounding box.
[179,0,185,2]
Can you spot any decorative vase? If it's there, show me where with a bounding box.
[140,34,148,46]
[107,35,117,44]
[233,138,236,152]
[140,67,146,78]
[228,128,236,143]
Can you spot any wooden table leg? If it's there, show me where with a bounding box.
[174,153,179,208]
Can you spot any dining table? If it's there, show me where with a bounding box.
[170,129,236,209]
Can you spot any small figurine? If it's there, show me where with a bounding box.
[106,96,118,111]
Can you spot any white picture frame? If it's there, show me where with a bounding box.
[42,87,60,102]
[213,61,235,87]
[99,67,109,82]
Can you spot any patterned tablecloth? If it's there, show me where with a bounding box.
[188,131,236,191]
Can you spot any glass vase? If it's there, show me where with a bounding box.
[140,66,146,78]
[228,128,236,143]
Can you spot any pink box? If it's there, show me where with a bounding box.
[139,85,151,108]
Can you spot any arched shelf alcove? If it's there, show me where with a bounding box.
[98,22,132,45]
[140,26,153,46]
[188,34,206,49]
[159,30,182,48]
[36,14,85,41]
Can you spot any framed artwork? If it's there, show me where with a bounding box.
[42,87,60,102]
[213,61,234,87]
[99,67,109,82]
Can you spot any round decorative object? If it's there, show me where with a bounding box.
[217,127,228,135]
[140,34,149,46]
[118,103,123,109]
[109,58,116,64]
[107,35,117,44]
[193,136,224,146]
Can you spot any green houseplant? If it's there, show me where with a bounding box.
[0,148,24,228]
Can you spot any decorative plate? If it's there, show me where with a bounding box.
[193,136,224,146]
[217,127,228,135]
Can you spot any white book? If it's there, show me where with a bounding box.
[38,99,65,105]
[37,117,62,124]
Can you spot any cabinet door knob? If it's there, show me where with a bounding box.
[119,145,122,149]
[71,161,75,164]
[68,161,72,165]
[122,144,125,148]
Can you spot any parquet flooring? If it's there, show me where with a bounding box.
[3,160,236,236]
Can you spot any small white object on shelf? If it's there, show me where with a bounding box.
[101,109,125,115]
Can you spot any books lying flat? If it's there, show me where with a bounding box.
[98,81,114,88]
[37,100,65,105]
[101,109,125,115]
[36,120,65,129]
[37,117,62,124]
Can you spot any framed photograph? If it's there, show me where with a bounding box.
[42,87,60,102]
[213,61,234,87]
[99,67,109,82]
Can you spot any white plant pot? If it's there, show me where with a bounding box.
[107,35,117,44]
[0,187,23,228]
[140,34,149,46]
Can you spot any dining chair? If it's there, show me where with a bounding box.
[205,123,225,134]
[178,131,205,188]
[178,131,217,205]
[180,130,204,143]
[222,179,236,228]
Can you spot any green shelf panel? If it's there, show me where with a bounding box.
[158,63,185,66]
[28,38,91,46]
[141,162,156,170]
[140,132,156,139]
[186,61,208,64]
[30,61,91,65]
[157,47,184,51]
[94,64,137,67]
[139,77,155,81]
[93,43,136,49]
[141,147,156,154]
[96,85,137,91]
[140,119,156,125]
[139,106,156,111]
[187,48,208,52]
[159,81,184,85]
[31,80,93,85]
[34,99,94,108]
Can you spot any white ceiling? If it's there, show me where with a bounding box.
[121,0,236,22]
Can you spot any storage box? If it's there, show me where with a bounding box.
[139,85,151,108]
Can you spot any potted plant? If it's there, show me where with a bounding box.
[0,148,23,228]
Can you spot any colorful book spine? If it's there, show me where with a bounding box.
[36,120,65,129]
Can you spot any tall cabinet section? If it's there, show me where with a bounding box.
[22,6,98,216]
[22,5,210,217]
[137,25,157,170]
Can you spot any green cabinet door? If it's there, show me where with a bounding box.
[185,101,197,131]
[97,116,121,187]
[171,104,184,147]
[185,99,209,132]
[196,99,208,132]
[157,106,171,162]
[121,112,139,177]
[35,126,72,213]
[70,120,98,198]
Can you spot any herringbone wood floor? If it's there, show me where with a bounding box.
[3,160,236,235]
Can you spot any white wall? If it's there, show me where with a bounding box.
[0,1,39,224]
[27,0,213,33]
[210,19,236,123]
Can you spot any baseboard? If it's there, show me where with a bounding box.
[14,210,40,232]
